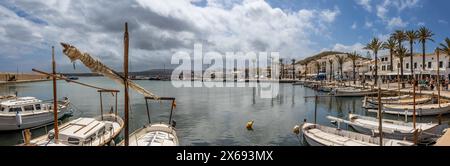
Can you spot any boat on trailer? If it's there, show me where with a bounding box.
[326,114,438,141]
[0,96,71,131]
[301,122,414,146]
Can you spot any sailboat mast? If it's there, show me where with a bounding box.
[377,81,383,146]
[413,78,417,144]
[437,48,441,107]
[52,46,59,143]
[124,22,130,146]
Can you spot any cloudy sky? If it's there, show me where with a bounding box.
[1,0,449,72]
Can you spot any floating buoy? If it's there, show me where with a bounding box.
[292,125,300,135]
[246,120,254,130]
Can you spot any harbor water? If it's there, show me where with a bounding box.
[0,77,446,146]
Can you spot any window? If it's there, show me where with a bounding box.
[397,63,400,68]
[406,63,409,69]
[24,105,34,111]
[9,107,22,112]
[68,137,80,145]
[428,62,432,68]
[440,61,443,68]
[382,66,385,71]
[35,104,41,110]
[414,63,417,69]
[1,107,4,112]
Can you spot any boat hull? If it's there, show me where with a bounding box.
[0,103,70,131]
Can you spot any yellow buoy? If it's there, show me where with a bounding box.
[292,125,300,135]
[246,120,254,130]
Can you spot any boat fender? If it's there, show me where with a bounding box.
[16,111,22,127]
[292,125,300,135]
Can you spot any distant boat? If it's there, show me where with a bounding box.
[301,122,414,146]
[330,88,377,97]
[27,114,124,146]
[326,114,438,141]
[67,76,79,80]
[0,96,71,131]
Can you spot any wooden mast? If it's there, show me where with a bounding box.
[52,46,59,143]
[437,48,441,107]
[377,78,383,146]
[124,22,130,146]
[413,78,417,144]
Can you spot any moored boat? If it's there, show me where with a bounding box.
[368,103,450,116]
[330,88,377,97]
[26,114,124,146]
[326,114,438,141]
[301,122,414,146]
[0,96,71,131]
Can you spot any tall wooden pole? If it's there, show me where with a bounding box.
[413,79,417,144]
[377,80,383,146]
[437,48,441,107]
[52,46,59,143]
[124,22,130,146]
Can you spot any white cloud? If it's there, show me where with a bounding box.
[320,8,340,23]
[387,17,408,29]
[376,4,388,20]
[417,22,425,26]
[351,22,357,29]
[355,0,372,12]
[365,21,373,28]
[438,19,448,25]
[0,0,341,71]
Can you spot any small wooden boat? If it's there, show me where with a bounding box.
[363,96,432,109]
[330,88,377,97]
[326,114,438,141]
[120,123,178,146]
[0,96,71,131]
[26,114,124,146]
[317,85,337,92]
[118,97,179,146]
[368,103,450,116]
[301,123,414,146]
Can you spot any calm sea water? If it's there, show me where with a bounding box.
[0,77,445,146]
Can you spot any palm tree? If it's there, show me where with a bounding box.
[328,59,334,81]
[336,55,346,81]
[406,30,418,76]
[347,52,360,84]
[383,38,396,71]
[440,38,450,70]
[291,59,296,79]
[418,26,434,70]
[364,37,383,85]
[314,61,321,78]
[396,46,408,88]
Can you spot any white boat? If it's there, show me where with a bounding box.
[27,114,124,146]
[301,123,414,146]
[330,88,377,97]
[119,123,179,146]
[368,103,450,116]
[0,97,71,131]
[326,114,438,141]
[363,96,431,108]
[318,85,337,92]
[118,97,179,146]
